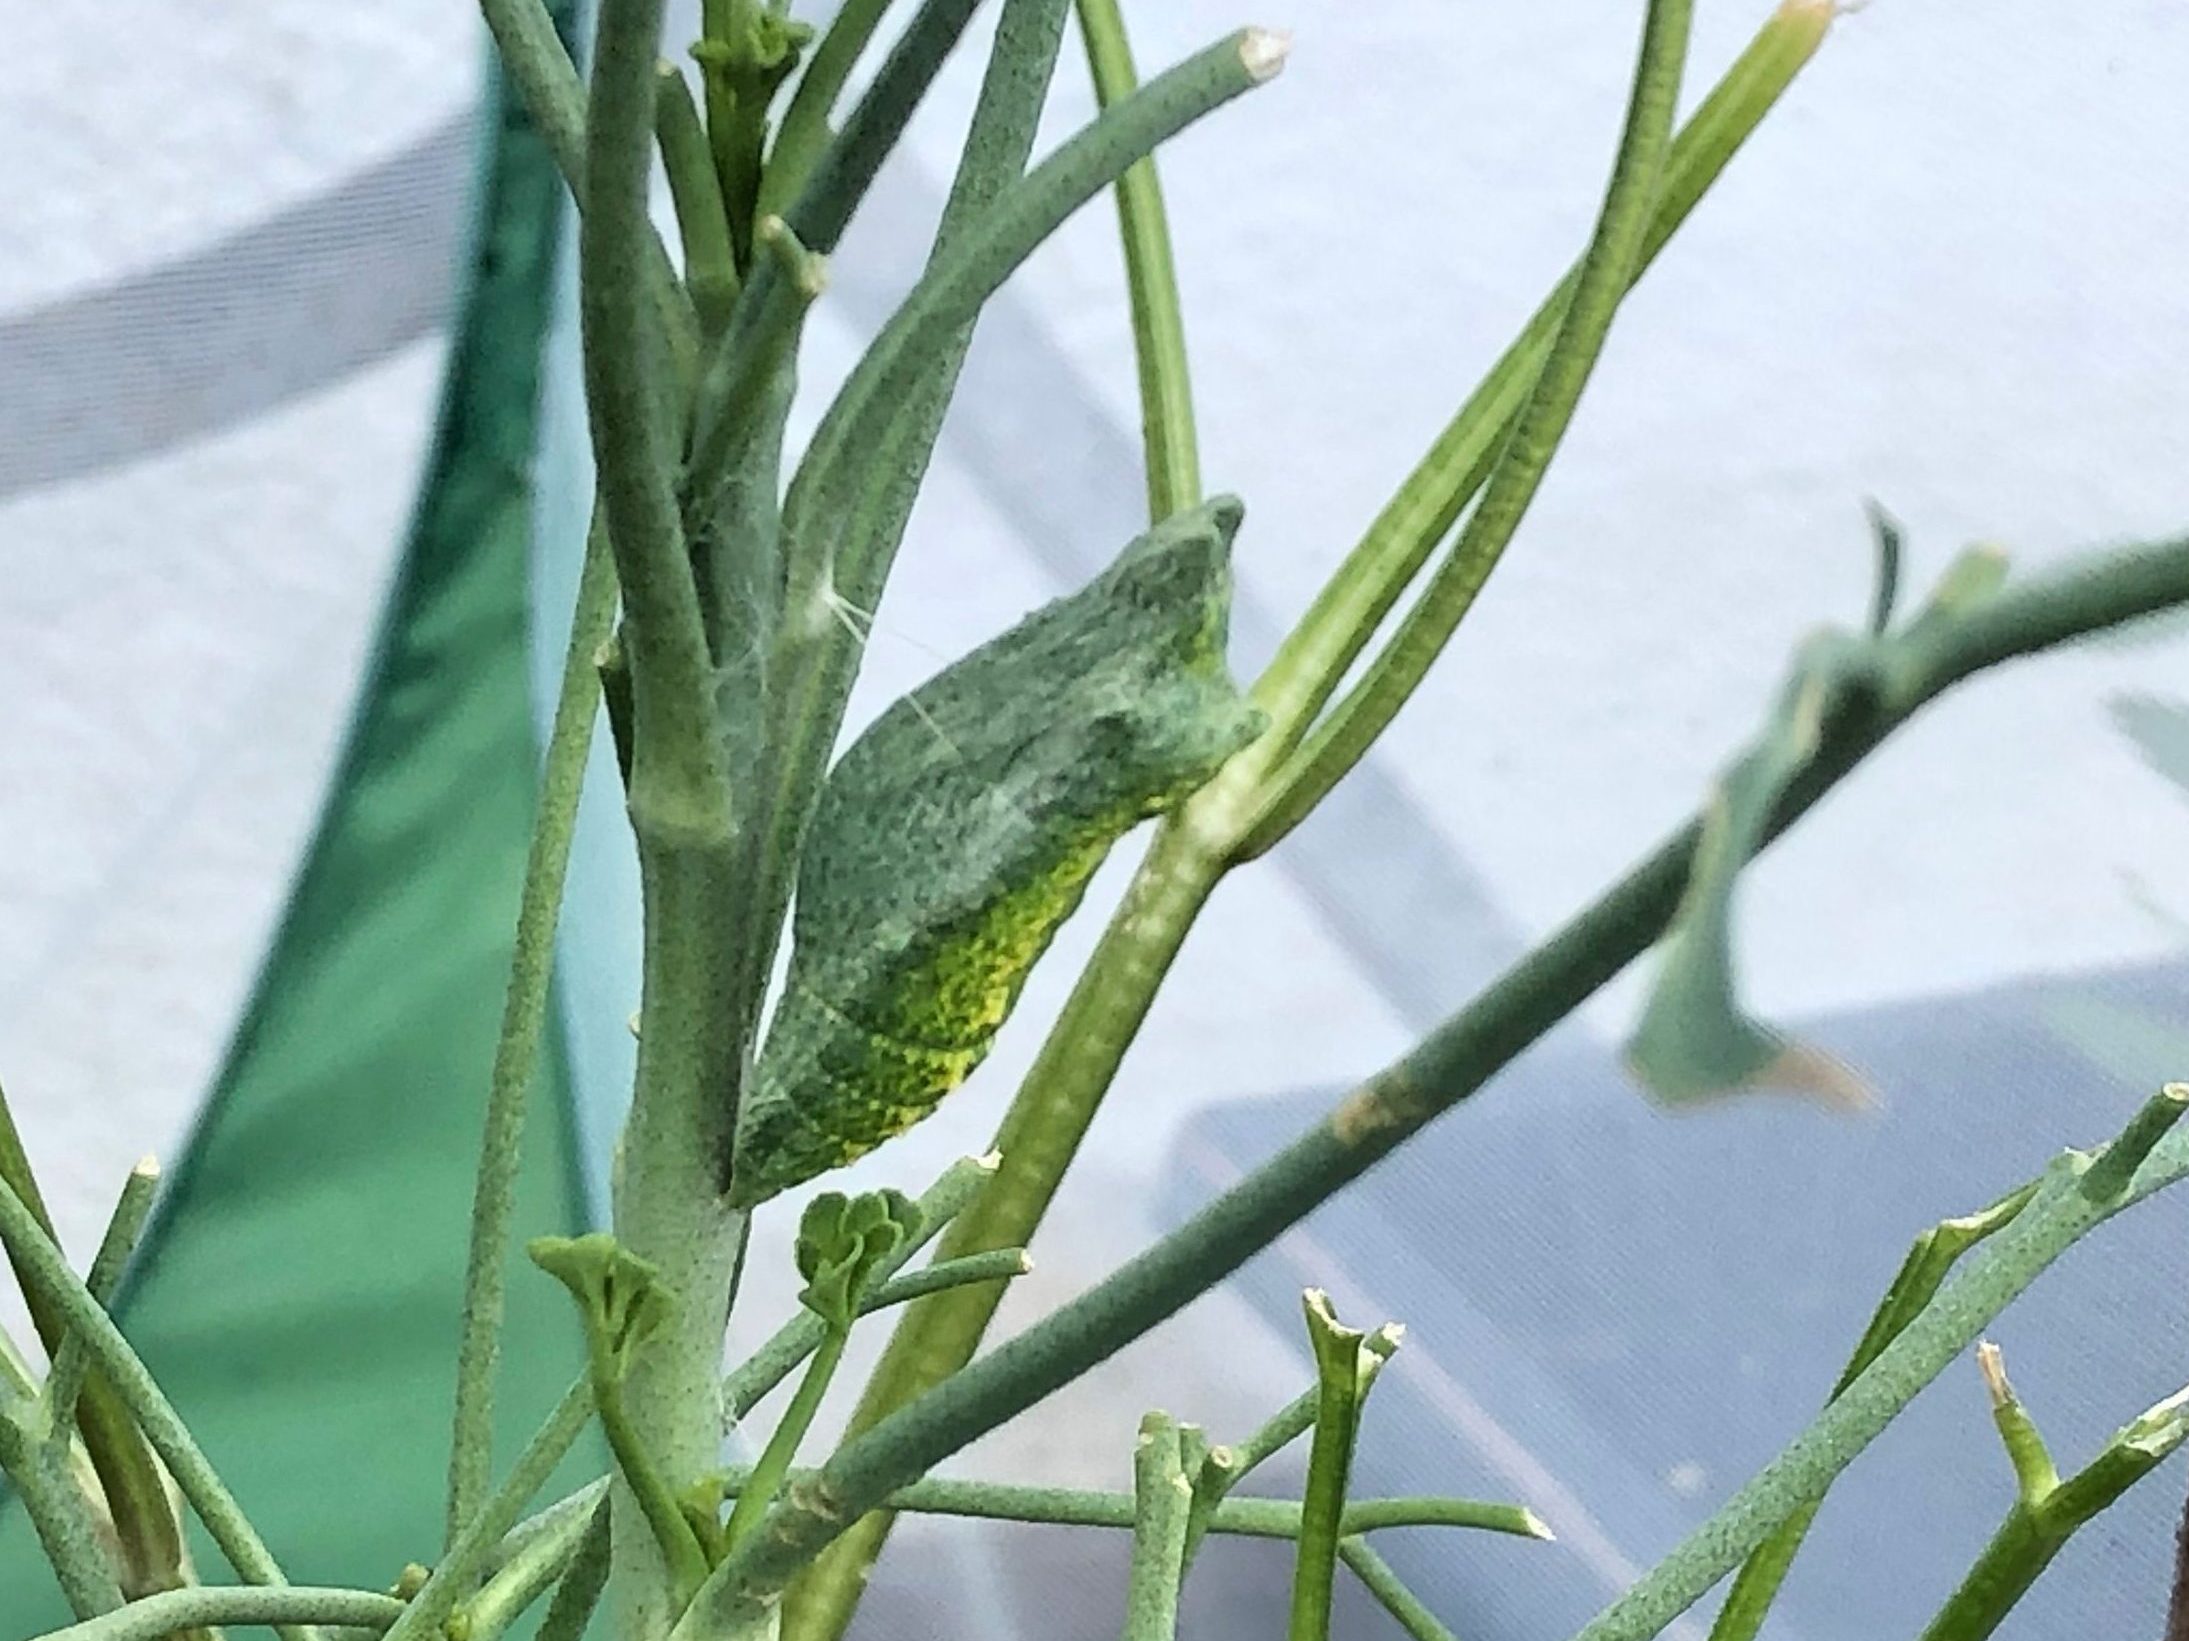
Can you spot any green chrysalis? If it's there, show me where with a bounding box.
[728,496,1265,1207]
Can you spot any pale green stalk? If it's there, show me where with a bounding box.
[536,1499,614,1641]
[656,63,742,331]
[0,1173,311,1641]
[1339,1540,1461,1641]
[28,1588,409,1641]
[0,1088,183,1607]
[456,1495,609,1641]
[445,508,616,1550]
[0,1413,123,1619]
[1075,0,1200,520]
[761,0,896,215]
[1288,1294,1389,1641]
[1236,0,1836,857]
[383,1378,595,1641]
[40,1157,160,1442]
[1122,1414,1194,1641]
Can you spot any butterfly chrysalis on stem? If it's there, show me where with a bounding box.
[728,497,1264,1207]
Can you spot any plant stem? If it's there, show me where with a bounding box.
[1916,1378,2189,1641]
[445,506,616,1551]
[677,530,2189,1635]
[1122,1414,1194,1641]
[1339,1540,1461,1641]
[0,1412,124,1619]
[458,1495,610,1641]
[794,821,1225,1639]
[1237,0,1696,852]
[42,1157,160,1440]
[657,63,743,332]
[1289,1294,1387,1641]
[760,0,896,217]
[0,1088,185,1608]
[28,1588,411,1641]
[382,1377,596,1641]
[724,1328,848,1552]
[1707,1181,2038,1641]
[584,4,750,1633]
[0,1172,311,1641]
[537,1497,615,1641]
[1075,0,1200,521]
[475,0,702,398]
[722,1153,1000,1423]
[1235,0,1833,858]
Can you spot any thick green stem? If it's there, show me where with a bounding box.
[446,508,617,1550]
[1122,1414,1194,1641]
[674,531,2189,1635]
[1075,0,1200,521]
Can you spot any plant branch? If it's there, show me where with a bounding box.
[0,1088,184,1608]
[0,1411,124,1619]
[382,1377,596,1641]
[1235,0,1834,857]
[723,1153,1001,1423]
[445,505,617,1550]
[0,1172,310,1639]
[676,528,2189,1633]
[1075,0,1201,521]
[28,1588,410,1641]
[1234,0,1697,852]
[656,63,742,332]
[456,1495,609,1641]
[1707,1180,2039,1641]
[1123,1414,1195,1641]
[41,1157,161,1441]
[760,0,896,217]
[1339,1540,1461,1641]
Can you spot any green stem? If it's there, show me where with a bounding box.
[1122,1415,1194,1641]
[27,1588,410,1641]
[0,1089,184,1608]
[41,1157,160,1441]
[793,822,1223,1641]
[721,1153,999,1424]
[1708,1182,2039,1641]
[657,62,743,332]
[462,1515,592,1641]
[1242,0,1696,850]
[676,531,2189,1636]
[724,1328,848,1552]
[1916,1382,2189,1641]
[382,1378,596,1641]
[1075,0,1200,521]
[0,1412,124,1619]
[726,1249,1028,1423]
[1289,1294,1385,1641]
[475,0,702,401]
[536,1498,615,1641]
[760,0,897,217]
[596,1350,715,1609]
[445,507,616,1551]
[1339,1540,1461,1641]
[0,1172,310,1640]
[1235,0,1833,858]
[584,0,729,849]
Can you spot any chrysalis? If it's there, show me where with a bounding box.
[728,497,1265,1208]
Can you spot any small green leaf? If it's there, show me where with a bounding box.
[731,496,1265,1206]
[527,1233,676,1383]
[1625,631,1873,1108]
[794,1189,919,1330]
